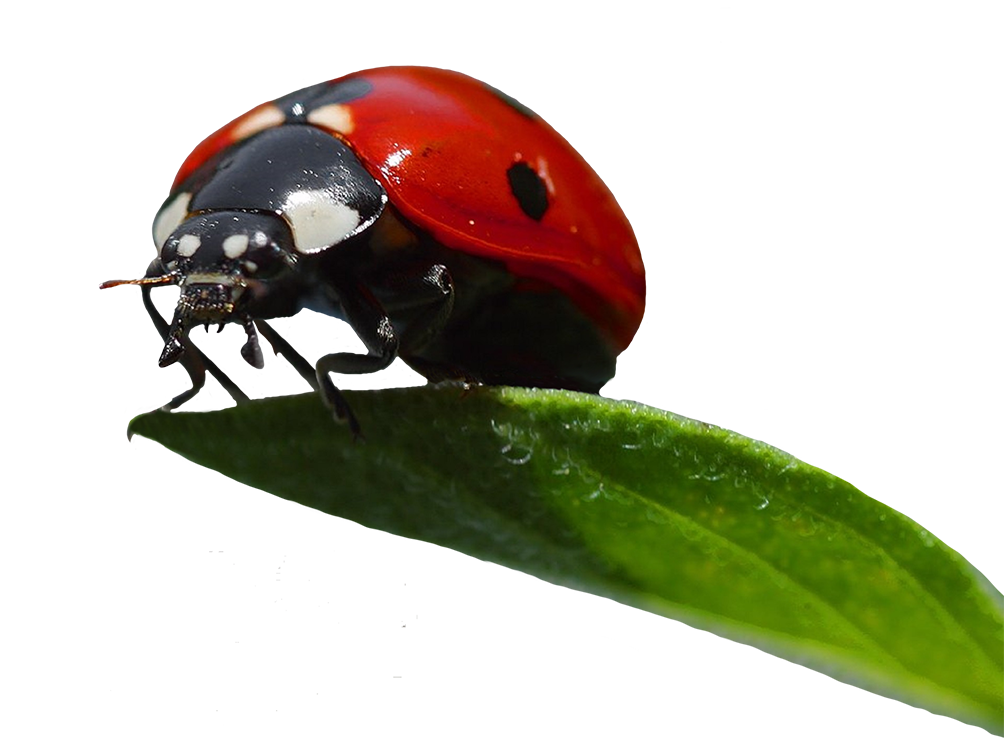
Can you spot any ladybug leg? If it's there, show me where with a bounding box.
[138,279,250,409]
[381,262,460,383]
[315,276,404,435]
[397,264,455,353]
[255,321,365,439]
[253,320,319,391]
[321,275,399,375]
[240,319,265,369]
[315,375,363,439]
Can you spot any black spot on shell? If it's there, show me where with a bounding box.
[274,84,327,121]
[275,78,373,122]
[310,78,373,107]
[483,83,538,119]
[507,162,549,221]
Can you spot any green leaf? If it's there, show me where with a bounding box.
[129,386,1003,734]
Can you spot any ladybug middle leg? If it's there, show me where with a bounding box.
[375,263,459,385]
[256,262,455,436]
[313,271,402,437]
[394,264,455,354]
[138,260,250,410]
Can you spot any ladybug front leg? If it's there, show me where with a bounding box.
[137,277,253,409]
[250,319,365,435]
[253,320,318,390]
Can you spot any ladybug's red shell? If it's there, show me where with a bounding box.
[173,66,645,352]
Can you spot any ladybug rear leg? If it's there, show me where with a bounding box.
[139,261,250,410]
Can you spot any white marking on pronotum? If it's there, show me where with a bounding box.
[231,104,286,142]
[177,234,202,257]
[153,192,192,250]
[283,189,361,253]
[223,234,250,258]
[306,104,354,134]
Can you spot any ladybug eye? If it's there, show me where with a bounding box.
[159,231,202,270]
[241,239,289,279]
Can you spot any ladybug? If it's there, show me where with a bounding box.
[102,66,645,434]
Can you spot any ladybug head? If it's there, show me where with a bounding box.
[150,210,295,369]
[104,210,301,373]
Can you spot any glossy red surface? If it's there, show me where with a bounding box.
[171,67,645,350]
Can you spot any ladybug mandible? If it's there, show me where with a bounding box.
[102,66,646,434]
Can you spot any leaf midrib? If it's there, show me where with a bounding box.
[586,459,1003,702]
[589,469,910,668]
